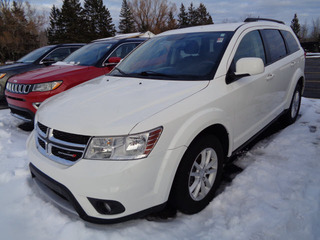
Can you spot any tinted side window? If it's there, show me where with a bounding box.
[234,30,266,65]
[261,29,286,63]
[230,30,266,73]
[109,43,140,59]
[281,30,300,54]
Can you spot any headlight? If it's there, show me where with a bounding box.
[0,73,6,79]
[84,127,163,160]
[32,81,62,92]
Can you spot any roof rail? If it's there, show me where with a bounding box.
[93,31,155,42]
[244,18,285,24]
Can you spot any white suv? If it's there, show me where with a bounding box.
[27,18,305,223]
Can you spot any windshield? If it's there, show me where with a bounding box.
[110,32,233,80]
[63,42,113,66]
[17,46,54,63]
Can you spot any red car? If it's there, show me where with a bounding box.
[5,37,145,122]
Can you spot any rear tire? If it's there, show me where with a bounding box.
[169,135,223,214]
[282,83,302,126]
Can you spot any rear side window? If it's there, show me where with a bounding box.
[261,29,287,64]
[43,48,73,62]
[281,30,300,54]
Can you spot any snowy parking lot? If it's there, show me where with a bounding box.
[0,97,319,240]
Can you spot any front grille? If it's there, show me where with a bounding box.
[53,129,90,145]
[6,82,32,94]
[38,137,46,149]
[38,122,48,135]
[35,122,91,165]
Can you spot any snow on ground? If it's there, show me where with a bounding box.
[0,98,319,240]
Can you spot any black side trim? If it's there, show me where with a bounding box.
[229,109,287,160]
[29,163,167,224]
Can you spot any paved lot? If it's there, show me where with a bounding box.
[304,57,320,99]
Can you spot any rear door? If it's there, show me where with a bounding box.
[260,29,293,117]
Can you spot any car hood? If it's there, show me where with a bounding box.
[9,65,91,83]
[37,76,208,136]
[0,62,33,72]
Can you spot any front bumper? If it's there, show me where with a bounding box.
[29,163,166,223]
[8,103,35,122]
[27,131,184,223]
[5,90,55,122]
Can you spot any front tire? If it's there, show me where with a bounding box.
[169,135,223,214]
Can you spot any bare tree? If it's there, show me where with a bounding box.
[299,20,308,42]
[0,0,46,62]
[129,0,176,34]
[310,17,320,42]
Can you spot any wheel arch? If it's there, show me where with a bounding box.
[167,124,229,212]
[189,124,230,161]
[284,68,305,110]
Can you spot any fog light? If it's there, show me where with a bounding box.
[32,102,41,109]
[88,198,125,215]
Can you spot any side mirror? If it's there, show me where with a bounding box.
[235,57,264,76]
[104,57,121,67]
[226,57,264,84]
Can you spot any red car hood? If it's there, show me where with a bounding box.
[8,65,94,84]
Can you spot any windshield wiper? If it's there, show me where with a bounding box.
[139,71,177,78]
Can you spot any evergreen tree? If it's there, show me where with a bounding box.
[178,2,213,28]
[166,10,177,30]
[197,3,213,25]
[118,0,136,33]
[178,3,188,27]
[290,13,300,39]
[47,5,61,44]
[59,0,85,43]
[83,0,116,41]
[187,3,198,26]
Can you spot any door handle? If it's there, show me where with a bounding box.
[266,74,274,81]
[290,61,296,66]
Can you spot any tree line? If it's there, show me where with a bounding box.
[0,0,213,62]
[48,0,115,44]
[48,0,213,43]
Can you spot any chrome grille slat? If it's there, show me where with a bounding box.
[35,122,91,166]
[6,82,33,94]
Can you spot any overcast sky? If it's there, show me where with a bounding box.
[28,0,319,30]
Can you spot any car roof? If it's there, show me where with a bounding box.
[54,43,85,47]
